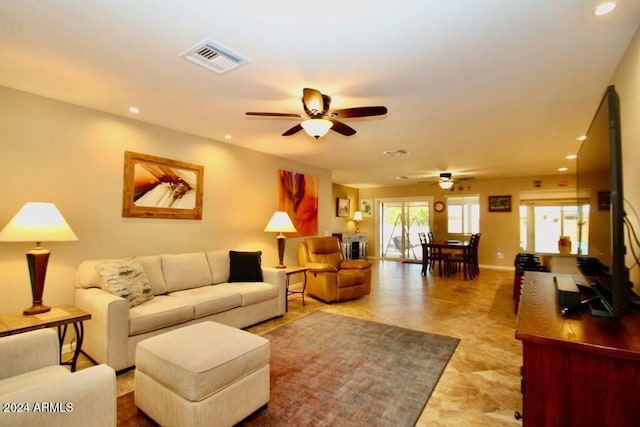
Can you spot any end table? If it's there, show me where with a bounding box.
[0,304,91,372]
[284,266,309,311]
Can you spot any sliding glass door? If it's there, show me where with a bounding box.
[378,198,433,262]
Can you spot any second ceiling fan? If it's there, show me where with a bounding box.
[246,88,387,139]
[436,173,474,190]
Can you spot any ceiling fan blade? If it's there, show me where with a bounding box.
[302,88,324,114]
[282,124,303,136]
[246,112,302,118]
[330,120,356,136]
[333,106,388,118]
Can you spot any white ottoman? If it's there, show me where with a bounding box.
[135,321,270,427]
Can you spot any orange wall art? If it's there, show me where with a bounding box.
[277,169,318,236]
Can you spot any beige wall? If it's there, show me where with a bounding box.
[0,86,332,314]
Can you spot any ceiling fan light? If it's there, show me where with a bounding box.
[301,119,333,139]
[439,180,454,190]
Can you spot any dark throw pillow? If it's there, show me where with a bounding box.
[228,250,264,282]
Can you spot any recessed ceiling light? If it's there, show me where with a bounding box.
[558,167,568,172]
[224,134,232,140]
[577,135,587,141]
[384,149,409,156]
[129,106,140,114]
[565,154,577,160]
[594,1,616,16]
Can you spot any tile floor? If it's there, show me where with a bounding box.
[72,260,523,426]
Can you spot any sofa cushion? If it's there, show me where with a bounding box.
[135,255,167,295]
[228,251,263,282]
[217,282,278,306]
[161,252,213,292]
[169,286,242,319]
[129,295,195,336]
[206,250,230,285]
[96,260,154,308]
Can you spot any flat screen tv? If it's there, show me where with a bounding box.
[576,84,629,318]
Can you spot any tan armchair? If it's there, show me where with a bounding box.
[298,236,372,302]
[0,329,116,427]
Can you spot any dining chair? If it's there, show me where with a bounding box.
[418,232,428,275]
[449,233,480,280]
[471,233,481,276]
[424,231,451,276]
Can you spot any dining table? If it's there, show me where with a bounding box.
[422,240,473,280]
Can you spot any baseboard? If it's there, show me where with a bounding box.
[479,264,515,271]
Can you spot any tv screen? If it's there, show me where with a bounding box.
[576,85,628,318]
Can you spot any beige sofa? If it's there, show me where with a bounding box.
[74,250,286,372]
[0,329,116,427]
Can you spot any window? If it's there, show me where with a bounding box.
[519,189,588,254]
[446,195,479,234]
[378,198,432,261]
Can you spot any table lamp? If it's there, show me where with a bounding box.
[264,211,297,268]
[353,211,363,232]
[0,202,78,315]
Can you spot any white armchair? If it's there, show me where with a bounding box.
[0,329,116,427]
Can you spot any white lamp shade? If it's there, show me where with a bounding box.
[301,119,333,138]
[0,202,78,243]
[353,211,363,222]
[264,211,297,233]
[439,181,454,190]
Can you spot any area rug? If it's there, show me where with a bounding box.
[117,311,459,426]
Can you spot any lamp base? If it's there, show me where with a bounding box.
[23,303,51,316]
[25,247,51,316]
[276,234,287,269]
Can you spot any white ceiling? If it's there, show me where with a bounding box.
[1,1,639,188]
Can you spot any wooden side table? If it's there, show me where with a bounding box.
[284,266,309,311]
[0,304,91,372]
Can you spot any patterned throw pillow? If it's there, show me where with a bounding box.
[96,260,154,307]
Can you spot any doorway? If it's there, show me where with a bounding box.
[378,198,433,262]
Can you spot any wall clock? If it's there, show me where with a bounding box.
[434,201,445,213]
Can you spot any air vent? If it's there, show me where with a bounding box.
[180,39,248,74]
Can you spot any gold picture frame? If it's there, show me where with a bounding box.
[122,151,204,219]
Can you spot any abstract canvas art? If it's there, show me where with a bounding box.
[277,170,318,236]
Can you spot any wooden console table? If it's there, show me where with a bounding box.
[0,304,91,372]
[515,271,640,426]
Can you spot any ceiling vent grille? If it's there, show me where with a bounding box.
[180,39,248,74]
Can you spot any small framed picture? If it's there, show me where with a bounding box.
[336,198,350,217]
[488,195,512,212]
[360,199,374,217]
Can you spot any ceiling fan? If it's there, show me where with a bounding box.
[245,88,387,139]
[436,173,474,190]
